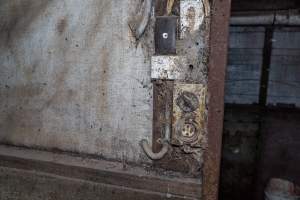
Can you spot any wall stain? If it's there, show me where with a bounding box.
[83,1,112,50]
[0,101,43,145]
[187,7,196,33]
[97,46,110,119]
[56,17,68,35]
[111,137,136,162]
[41,66,70,111]
[0,0,51,47]
[0,0,154,164]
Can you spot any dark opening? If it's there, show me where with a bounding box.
[220,1,300,200]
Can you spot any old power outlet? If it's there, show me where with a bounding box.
[171,83,207,148]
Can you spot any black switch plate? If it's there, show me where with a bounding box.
[155,16,177,55]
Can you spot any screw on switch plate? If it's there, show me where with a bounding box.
[155,16,177,55]
[162,33,169,39]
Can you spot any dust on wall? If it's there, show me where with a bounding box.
[0,0,155,164]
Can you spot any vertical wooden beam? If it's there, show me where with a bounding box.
[152,0,173,154]
[152,81,173,154]
[155,0,168,16]
[204,0,231,200]
[259,27,274,107]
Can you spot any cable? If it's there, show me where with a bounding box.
[140,139,169,160]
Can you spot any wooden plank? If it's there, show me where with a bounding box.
[204,0,232,200]
[0,166,195,200]
[0,145,202,199]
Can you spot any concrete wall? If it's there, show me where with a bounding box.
[0,0,154,163]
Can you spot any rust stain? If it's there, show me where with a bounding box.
[83,1,112,49]
[186,7,196,33]
[97,47,110,116]
[204,0,232,200]
[166,0,175,15]
[56,17,68,35]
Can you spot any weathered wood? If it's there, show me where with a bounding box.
[155,0,168,16]
[152,81,169,153]
[0,167,195,200]
[0,145,202,199]
[204,0,232,200]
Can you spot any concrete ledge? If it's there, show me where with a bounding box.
[0,145,201,200]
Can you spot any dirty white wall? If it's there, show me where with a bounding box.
[0,0,154,163]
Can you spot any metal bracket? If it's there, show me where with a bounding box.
[151,56,188,80]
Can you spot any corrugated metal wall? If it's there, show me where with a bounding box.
[268,27,300,106]
[225,26,300,107]
[225,27,264,104]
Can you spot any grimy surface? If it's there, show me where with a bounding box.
[0,145,202,200]
[0,167,194,200]
[0,0,154,163]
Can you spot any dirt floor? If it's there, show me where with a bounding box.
[220,105,300,200]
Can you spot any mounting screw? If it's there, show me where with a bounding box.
[176,91,199,112]
[162,33,169,39]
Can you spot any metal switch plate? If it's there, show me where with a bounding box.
[171,83,207,147]
[151,56,188,80]
[180,0,204,39]
[155,16,177,55]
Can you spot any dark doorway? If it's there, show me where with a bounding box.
[220,1,300,200]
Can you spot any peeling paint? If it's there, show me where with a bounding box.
[180,0,205,39]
